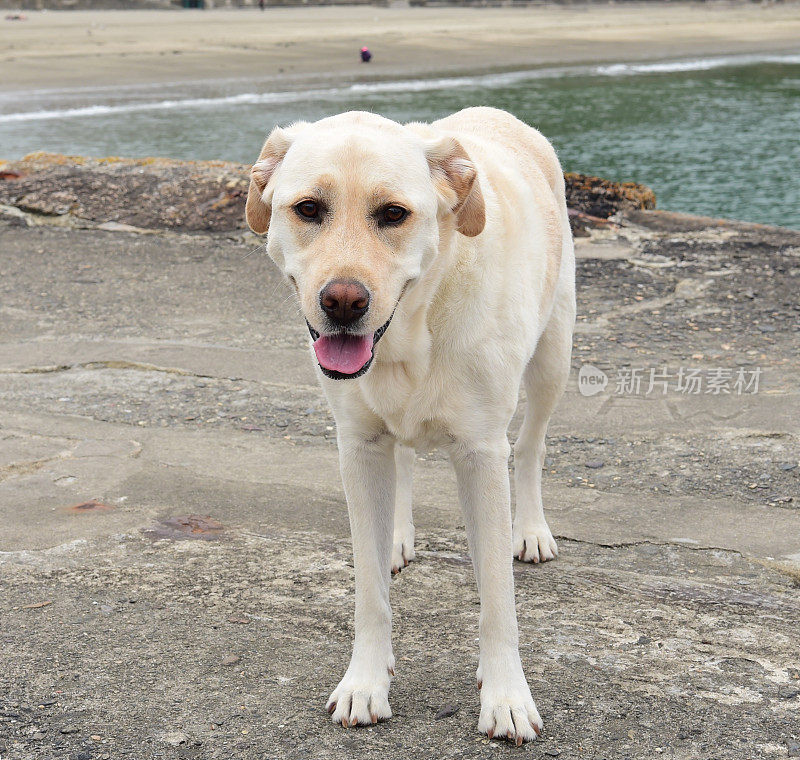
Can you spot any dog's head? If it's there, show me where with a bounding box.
[246,112,485,379]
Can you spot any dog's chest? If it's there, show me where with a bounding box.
[360,363,453,449]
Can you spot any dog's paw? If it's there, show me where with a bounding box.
[391,522,415,575]
[326,664,393,727]
[477,679,543,746]
[512,521,558,563]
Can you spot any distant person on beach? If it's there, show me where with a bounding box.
[259,0,264,10]
[360,46,372,63]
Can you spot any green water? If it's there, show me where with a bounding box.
[1,57,799,227]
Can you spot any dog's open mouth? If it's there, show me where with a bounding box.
[306,312,394,380]
[315,333,373,375]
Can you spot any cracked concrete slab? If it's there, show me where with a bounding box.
[0,209,799,759]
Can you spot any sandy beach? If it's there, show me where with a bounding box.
[2,3,800,92]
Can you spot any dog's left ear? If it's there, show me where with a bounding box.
[426,137,486,237]
[246,123,306,235]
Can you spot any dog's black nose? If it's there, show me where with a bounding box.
[320,279,370,326]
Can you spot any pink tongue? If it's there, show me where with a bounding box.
[313,333,374,374]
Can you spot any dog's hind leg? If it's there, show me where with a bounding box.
[391,443,415,574]
[513,295,573,563]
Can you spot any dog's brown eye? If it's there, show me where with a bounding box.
[295,200,320,220]
[381,205,408,226]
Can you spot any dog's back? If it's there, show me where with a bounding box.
[432,107,567,217]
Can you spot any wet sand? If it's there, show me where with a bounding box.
[2,3,800,92]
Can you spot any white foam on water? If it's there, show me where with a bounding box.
[0,89,328,123]
[1,51,798,124]
[594,52,800,75]
[0,68,575,123]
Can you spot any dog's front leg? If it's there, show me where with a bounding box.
[450,439,543,745]
[327,430,396,727]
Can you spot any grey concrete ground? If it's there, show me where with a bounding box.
[1,206,799,759]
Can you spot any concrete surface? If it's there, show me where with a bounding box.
[1,206,799,759]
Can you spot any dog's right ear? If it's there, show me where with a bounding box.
[245,124,304,235]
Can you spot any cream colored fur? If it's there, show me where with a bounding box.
[246,107,576,744]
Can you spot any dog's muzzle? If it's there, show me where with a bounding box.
[306,309,395,380]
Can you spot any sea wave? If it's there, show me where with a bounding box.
[594,53,800,75]
[0,90,329,123]
[1,51,798,124]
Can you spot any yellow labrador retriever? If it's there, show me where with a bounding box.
[246,107,575,744]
